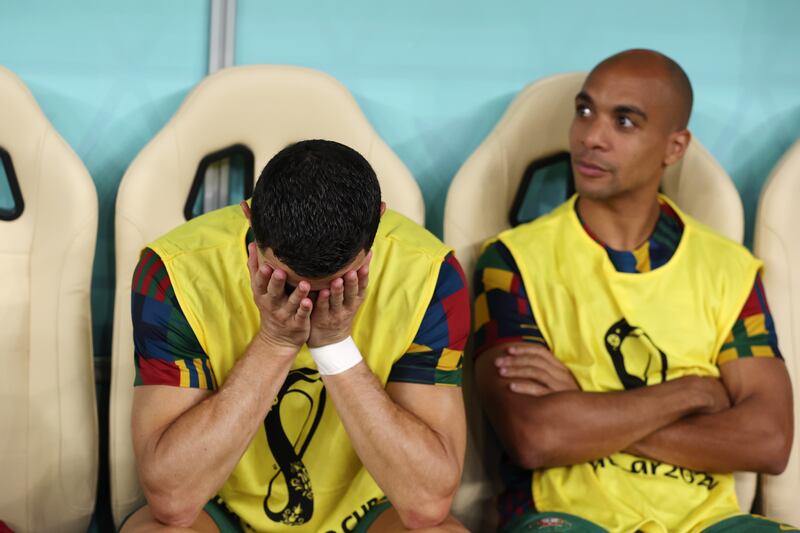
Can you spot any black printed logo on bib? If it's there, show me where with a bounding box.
[263,368,326,525]
[604,318,668,389]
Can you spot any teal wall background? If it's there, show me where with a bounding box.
[0,1,799,528]
[237,0,800,243]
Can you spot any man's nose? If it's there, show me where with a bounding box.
[582,117,611,151]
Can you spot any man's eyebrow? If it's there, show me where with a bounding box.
[575,91,648,122]
[614,105,648,122]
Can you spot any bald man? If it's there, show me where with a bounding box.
[473,50,795,532]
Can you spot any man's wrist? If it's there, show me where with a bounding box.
[307,330,352,349]
[309,336,363,375]
[680,376,726,415]
[256,329,300,359]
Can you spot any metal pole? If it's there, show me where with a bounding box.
[204,0,237,213]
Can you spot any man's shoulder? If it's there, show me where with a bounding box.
[681,212,757,266]
[489,198,573,254]
[150,204,246,261]
[377,209,450,259]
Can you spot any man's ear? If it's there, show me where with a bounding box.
[379,201,387,217]
[663,129,692,167]
[240,200,253,225]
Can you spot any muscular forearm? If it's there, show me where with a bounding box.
[135,335,295,525]
[628,394,792,474]
[497,376,725,469]
[322,363,463,528]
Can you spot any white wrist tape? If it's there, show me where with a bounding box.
[309,336,363,375]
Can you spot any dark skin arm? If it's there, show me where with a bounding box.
[626,357,793,474]
[489,343,793,474]
[476,342,731,470]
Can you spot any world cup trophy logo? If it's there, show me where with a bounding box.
[263,368,326,525]
[604,318,668,390]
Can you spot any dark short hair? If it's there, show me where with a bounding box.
[251,139,382,278]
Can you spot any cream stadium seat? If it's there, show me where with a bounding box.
[109,64,426,527]
[754,139,800,526]
[0,66,98,532]
[445,72,749,531]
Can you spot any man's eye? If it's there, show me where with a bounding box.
[576,105,591,118]
[618,116,635,128]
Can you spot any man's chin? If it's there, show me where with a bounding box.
[574,180,616,202]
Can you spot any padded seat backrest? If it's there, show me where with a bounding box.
[109,64,425,526]
[754,139,800,525]
[0,65,98,532]
[446,72,749,531]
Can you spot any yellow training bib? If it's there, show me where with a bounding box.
[150,205,451,532]
[497,195,761,533]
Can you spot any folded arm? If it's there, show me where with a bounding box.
[475,342,730,469]
[627,356,793,474]
[627,275,794,474]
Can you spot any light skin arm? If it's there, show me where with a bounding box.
[308,261,466,529]
[324,369,466,529]
[132,243,313,527]
[476,342,731,470]
[626,356,794,474]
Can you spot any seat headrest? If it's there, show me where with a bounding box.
[116,64,424,244]
[0,64,97,253]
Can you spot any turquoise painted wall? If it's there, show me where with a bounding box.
[0,0,210,358]
[237,0,800,243]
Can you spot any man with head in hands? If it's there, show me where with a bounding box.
[123,140,470,532]
[473,49,794,532]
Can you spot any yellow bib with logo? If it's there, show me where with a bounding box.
[497,195,761,533]
[149,205,451,532]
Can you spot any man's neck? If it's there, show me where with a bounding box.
[577,192,662,251]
